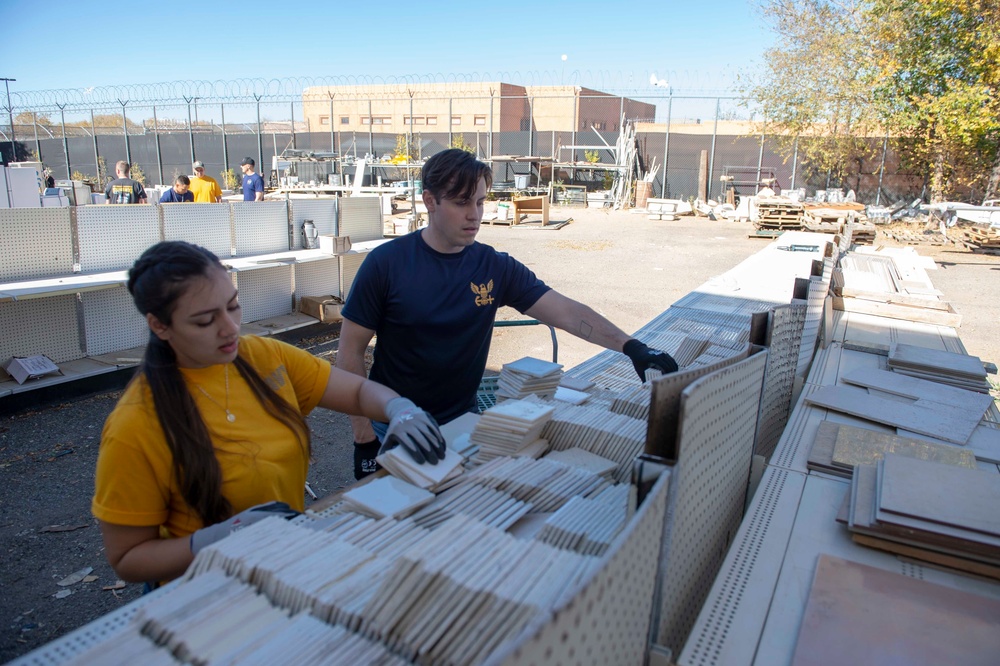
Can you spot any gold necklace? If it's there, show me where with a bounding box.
[194,364,236,422]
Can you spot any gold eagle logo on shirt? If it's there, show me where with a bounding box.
[470,280,495,307]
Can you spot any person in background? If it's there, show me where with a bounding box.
[189,161,222,203]
[93,241,444,585]
[159,175,194,203]
[240,157,264,202]
[337,149,679,479]
[105,161,147,204]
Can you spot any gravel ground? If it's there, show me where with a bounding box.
[2,209,998,662]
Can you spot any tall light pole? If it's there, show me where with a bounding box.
[2,77,16,160]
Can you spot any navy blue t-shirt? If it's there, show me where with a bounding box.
[342,231,550,424]
[158,189,194,203]
[242,172,264,201]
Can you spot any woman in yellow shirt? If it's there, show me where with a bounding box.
[93,240,445,584]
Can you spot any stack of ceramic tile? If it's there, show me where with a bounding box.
[610,381,653,419]
[843,453,1000,578]
[470,399,555,463]
[376,445,465,490]
[496,356,564,399]
[340,476,435,520]
[438,412,481,457]
[409,483,531,530]
[534,483,631,556]
[450,456,610,512]
[545,447,618,479]
[807,421,978,479]
[888,342,991,393]
[357,514,598,665]
[524,395,647,483]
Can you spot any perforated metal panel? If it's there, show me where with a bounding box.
[289,198,338,249]
[655,351,768,655]
[489,471,671,666]
[236,266,293,323]
[0,295,82,364]
[76,205,161,272]
[0,208,74,281]
[755,303,807,459]
[80,287,148,356]
[231,201,290,257]
[338,195,383,242]
[678,467,805,666]
[339,252,367,300]
[162,203,232,259]
[795,257,834,380]
[293,257,340,304]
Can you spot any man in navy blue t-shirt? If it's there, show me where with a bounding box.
[240,157,264,201]
[338,149,678,478]
[158,175,194,203]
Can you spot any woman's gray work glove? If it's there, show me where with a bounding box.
[190,501,300,555]
[381,397,446,465]
[623,338,679,382]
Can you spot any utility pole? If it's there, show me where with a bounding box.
[2,77,16,160]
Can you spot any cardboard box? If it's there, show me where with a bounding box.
[299,295,344,323]
[319,235,352,254]
[3,355,63,384]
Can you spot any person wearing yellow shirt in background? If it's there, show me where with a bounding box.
[189,161,222,203]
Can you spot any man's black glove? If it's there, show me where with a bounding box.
[623,338,679,381]
[354,439,382,480]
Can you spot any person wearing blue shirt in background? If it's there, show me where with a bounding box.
[158,176,194,203]
[240,157,264,201]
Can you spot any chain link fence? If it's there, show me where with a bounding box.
[1,89,925,206]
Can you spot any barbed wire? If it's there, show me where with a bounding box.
[8,70,739,112]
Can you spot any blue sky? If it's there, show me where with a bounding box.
[2,0,771,97]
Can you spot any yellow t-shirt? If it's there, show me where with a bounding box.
[188,174,222,203]
[92,335,331,538]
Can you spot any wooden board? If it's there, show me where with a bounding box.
[790,554,1000,666]
[878,453,1000,537]
[831,422,978,471]
[889,342,987,381]
[851,533,1000,582]
[841,367,993,412]
[804,385,980,445]
[832,295,962,327]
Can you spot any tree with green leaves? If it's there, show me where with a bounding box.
[746,0,1000,202]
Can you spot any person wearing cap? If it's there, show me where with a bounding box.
[159,175,194,203]
[240,157,264,202]
[189,161,222,203]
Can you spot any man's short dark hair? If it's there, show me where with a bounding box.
[422,149,493,202]
[175,175,190,186]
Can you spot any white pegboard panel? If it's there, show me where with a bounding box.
[338,195,383,242]
[678,467,806,666]
[488,471,671,666]
[795,257,834,380]
[339,252,367,299]
[77,205,161,273]
[80,287,149,356]
[655,351,768,656]
[236,265,293,323]
[293,257,341,304]
[289,198,338,249]
[755,303,807,460]
[0,208,74,281]
[231,201,290,257]
[0,295,82,364]
[162,203,233,259]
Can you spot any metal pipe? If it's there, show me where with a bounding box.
[184,95,196,163]
[152,105,163,187]
[790,137,799,190]
[57,104,70,179]
[707,98,720,201]
[661,93,672,198]
[876,131,889,206]
[488,89,494,159]
[289,100,296,149]
[448,97,453,149]
[32,111,40,161]
[91,110,99,183]
[221,103,229,175]
[368,99,373,157]
[1,77,15,159]
[118,99,130,163]
[328,95,334,155]
[254,94,263,174]
[756,124,765,187]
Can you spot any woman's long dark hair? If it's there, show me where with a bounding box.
[127,241,311,526]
